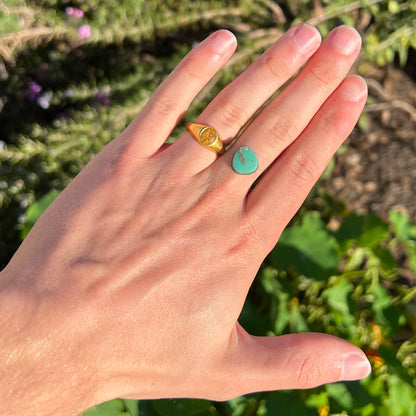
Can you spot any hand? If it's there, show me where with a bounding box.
[0,24,370,415]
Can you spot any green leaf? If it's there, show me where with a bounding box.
[83,399,138,416]
[138,401,159,416]
[274,289,290,335]
[322,278,354,315]
[322,278,356,334]
[335,214,389,251]
[265,391,318,416]
[334,214,365,246]
[326,383,353,411]
[384,374,416,415]
[378,345,416,388]
[371,245,398,273]
[337,379,379,413]
[239,296,273,336]
[21,190,60,239]
[305,390,328,408]
[289,300,309,333]
[269,212,338,280]
[258,268,290,335]
[389,210,416,273]
[371,285,403,335]
[124,401,139,416]
[389,210,416,242]
[151,399,214,416]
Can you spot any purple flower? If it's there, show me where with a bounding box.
[66,7,84,18]
[78,24,91,39]
[27,81,42,101]
[95,91,111,106]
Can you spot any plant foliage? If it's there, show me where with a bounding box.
[1,0,415,415]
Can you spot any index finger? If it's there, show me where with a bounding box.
[118,30,237,158]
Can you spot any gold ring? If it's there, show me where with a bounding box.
[187,123,225,155]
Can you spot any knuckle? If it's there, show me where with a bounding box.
[320,108,347,141]
[187,177,235,226]
[199,180,231,211]
[287,149,320,190]
[182,59,203,80]
[90,141,137,178]
[226,214,269,266]
[262,52,292,82]
[227,229,258,262]
[215,101,249,132]
[151,95,182,117]
[179,52,208,81]
[295,356,322,388]
[266,110,298,146]
[307,62,341,91]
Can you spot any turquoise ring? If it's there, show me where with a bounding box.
[232,146,259,175]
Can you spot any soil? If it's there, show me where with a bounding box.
[323,63,416,223]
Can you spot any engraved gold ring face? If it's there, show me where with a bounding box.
[187,123,225,155]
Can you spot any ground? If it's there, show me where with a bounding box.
[324,60,416,224]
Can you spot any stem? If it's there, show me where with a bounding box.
[373,25,416,53]
[402,286,416,304]
[240,399,261,416]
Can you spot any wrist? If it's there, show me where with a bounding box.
[0,269,98,415]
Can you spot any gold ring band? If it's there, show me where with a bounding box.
[187,123,225,155]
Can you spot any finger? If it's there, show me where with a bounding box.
[117,30,237,158]
[246,75,367,249]
[219,329,371,398]
[168,23,321,175]
[216,25,362,188]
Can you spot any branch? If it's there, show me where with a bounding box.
[365,101,416,123]
[307,0,384,26]
[365,77,416,123]
[0,3,35,27]
[255,0,286,23]
[0,27,68,61]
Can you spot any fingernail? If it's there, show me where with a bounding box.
[329,25,361,55]
[341,75,368,101]
[210,30,237,55]
[293,24,321,54]
[342,353,372,380]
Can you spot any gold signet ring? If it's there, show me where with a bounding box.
[187,123,225,155]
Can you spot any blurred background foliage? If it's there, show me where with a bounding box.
[0,0,415,415]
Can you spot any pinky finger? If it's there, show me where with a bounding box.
[246,75,368,248]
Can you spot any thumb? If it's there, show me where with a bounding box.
[226,327,371,397]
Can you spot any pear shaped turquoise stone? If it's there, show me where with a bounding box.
[232,146,258,175]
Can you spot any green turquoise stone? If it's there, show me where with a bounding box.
[232,146,258,175]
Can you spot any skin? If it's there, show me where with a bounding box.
[0,24,371,415]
